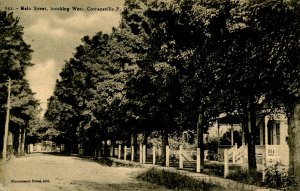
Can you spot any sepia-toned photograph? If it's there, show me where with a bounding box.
[0,0,300,190]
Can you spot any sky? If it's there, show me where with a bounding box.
[0,0,124,116]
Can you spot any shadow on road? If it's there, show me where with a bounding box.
[40,151,73,156]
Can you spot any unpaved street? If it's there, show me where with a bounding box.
[0,153,169,191]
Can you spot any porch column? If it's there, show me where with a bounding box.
[264,116,269,163]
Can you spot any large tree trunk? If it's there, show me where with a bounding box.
[197,112,205,172]
[103,139,109,158]
[20,127,25,155]
[243,106,257,172]
[248,107,257,172]
[288,102,300,185]
[13,128,20,156]
[18,128,22,155]
[161,131,169,165]
[2,78,11,160]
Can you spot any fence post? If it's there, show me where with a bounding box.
[139,144,143,163]
[179,145,183,169]
[131,145,134,161]
[224,149,229,178]
[124,146,127,160]
[118,145,121,159]
[143,145,146,164]
[196,148,200,173]
[153,146,156,165]
[166,145,170,167]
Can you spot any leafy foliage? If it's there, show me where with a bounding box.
[44,0,300,176]
[0,11,39,156]
[0,11,33,80]
[264,163,298,190]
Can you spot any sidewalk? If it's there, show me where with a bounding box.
[109,157,279,191]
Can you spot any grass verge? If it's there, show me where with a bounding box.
[137,168,228,191]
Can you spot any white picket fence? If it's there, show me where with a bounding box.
[111,143,283,181]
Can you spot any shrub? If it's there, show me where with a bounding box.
[226,169,263,186]
[263,163,298,191]
[137,168,222,191]
[227,163,299,191]
[203,163,224,177]
[97,157,114,166]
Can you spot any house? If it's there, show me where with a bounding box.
[216,113,289,170]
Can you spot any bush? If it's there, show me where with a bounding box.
[137,168,222,191]
[227,163,298,191]
[227,169,263,186]
[263,163,298,191]
[203,163,224,177]
[97,157,114,166]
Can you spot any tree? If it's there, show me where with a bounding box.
[45,29,135,156]
[135,0,237,169]
[117,0,155,160]
[0,11,34,159]
[247,0,300,184]
[9,79,39,155]
[217,0,300,173]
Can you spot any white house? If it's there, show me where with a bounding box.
[216,113,289,169]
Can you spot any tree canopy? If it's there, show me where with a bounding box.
[0,11,40,157]
[44,0,300,180]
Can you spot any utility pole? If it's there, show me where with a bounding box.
[2,78,11,161]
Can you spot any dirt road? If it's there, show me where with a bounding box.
[0,153,169,191]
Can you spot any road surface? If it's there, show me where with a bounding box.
[0,153,170,191]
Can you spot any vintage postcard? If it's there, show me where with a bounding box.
[0,0,299,191]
